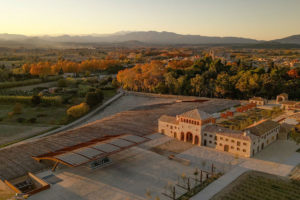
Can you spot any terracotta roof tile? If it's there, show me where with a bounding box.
[179,109,211,120]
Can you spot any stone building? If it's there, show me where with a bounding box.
[249,97,267,106]
[276,93,288,104]
[158,109,280,157]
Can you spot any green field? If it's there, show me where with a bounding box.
[0,89,117,147]
[212,171,300,200]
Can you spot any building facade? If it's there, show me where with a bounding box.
[249,97,267,106]
[158,109,280,157]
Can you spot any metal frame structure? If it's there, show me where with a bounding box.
[32,134,150,171]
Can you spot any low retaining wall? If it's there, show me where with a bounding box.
[124,90,210,100]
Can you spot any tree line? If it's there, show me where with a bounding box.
[22,59,123,76]
[117,57,300,100]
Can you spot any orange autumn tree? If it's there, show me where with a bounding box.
[27,59,121,76]
[30,62,53,76]
[21,63,31,74]
[117,60,166,92]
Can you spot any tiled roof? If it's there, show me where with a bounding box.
[159,115,178,124]
[246,120,279,137]
[179,109,211,120]
[203,125,253,141]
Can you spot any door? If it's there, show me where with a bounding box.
[224,145,229,152]
[204,139,207,146]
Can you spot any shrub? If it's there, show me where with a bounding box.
[85,89,103,107]
[67,103,90,118]
[17,117,26,123]
[13,103,23,114]
[32,95,41,105]
[58,79,67,87]
[85,92,99,107]
[27,118,37,123]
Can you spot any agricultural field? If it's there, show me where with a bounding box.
[218,108,283,130]
[0,76,117,147]
[212,171,300,200]
[7,80,57,91]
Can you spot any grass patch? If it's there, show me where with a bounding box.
[212,171,300,200]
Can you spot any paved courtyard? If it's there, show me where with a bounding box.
[30,137,197,200]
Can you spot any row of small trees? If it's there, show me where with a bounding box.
[0,95,62,105]
[22,59,122,76]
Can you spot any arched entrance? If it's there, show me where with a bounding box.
[173,132,177,139]
[261,143,264,150]
[204,139,207,146]
[252,150,255,156]
[180,132,185,141]
[194,136,199,145]
[186,132,193,143]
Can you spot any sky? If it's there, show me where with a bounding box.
[0,0,299,40]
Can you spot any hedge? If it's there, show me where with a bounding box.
[0,95,62,105]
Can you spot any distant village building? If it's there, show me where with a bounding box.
[276,93,288,104]
[280,101,300,111]
[249,97,267,106]
[158,109,280,157]
[63,73,76,78]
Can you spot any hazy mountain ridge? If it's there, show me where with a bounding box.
[0,31,299,48]
[272,35,300,44]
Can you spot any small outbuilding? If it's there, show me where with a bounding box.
[249,97,267,106]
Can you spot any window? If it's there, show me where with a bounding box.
[243,142,247,146]
[231,146,234,149]
[231,140,235,143]
[214,142,217,145]
[220,137,223,140]
[225,138,228,141]
[219,143,223,146]
[237,148,240,151]
[204,133,207,136]
[215,136,217,140]
[237,141,241,146]
[209,135,212,138]
[170,126,173,129]
[243,149,246,152]
[209,141,212,144]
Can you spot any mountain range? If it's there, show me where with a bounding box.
[0,31,300,48]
